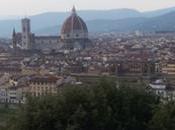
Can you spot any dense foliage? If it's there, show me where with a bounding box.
[5,79,175,130]
[149,101,175,130]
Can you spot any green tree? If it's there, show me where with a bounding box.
[150,101,175,130]
[7,79,159,130]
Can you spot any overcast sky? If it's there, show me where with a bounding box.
[1,0,175,15]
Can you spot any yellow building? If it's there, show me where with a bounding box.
[22,67,50,75]
[162,63,175,75]
[29,75,64,97]
[0,74,65,104]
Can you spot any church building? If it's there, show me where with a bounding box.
[12,6,90,52]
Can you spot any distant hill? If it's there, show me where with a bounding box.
[136,11,175,32]
[35,11,175,35]
[143,6,175,17]
[33,17,147,35]
[1,7,175,37]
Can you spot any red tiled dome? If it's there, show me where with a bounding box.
[61,6,88,40]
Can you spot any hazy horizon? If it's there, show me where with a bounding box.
[0,0,175,16]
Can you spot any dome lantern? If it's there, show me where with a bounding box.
[72,6,76,15]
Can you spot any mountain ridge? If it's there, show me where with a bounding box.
[1,6,175,37]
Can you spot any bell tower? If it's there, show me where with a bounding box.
[21,18,32,50]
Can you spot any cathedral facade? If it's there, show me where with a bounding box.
[12,6,90,52]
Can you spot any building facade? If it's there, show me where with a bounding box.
[161,61,175,75]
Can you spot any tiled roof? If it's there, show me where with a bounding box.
[61,7,88,34]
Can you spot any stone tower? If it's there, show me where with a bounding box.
[21,18,32,50]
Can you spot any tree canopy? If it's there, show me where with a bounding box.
[7,79,171,130]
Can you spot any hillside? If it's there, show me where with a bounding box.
[35,11,175,35]
[1,7,175,37]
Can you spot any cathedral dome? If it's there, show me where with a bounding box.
[61,6,88,40]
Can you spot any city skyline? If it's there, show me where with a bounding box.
[0,0,175,16]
